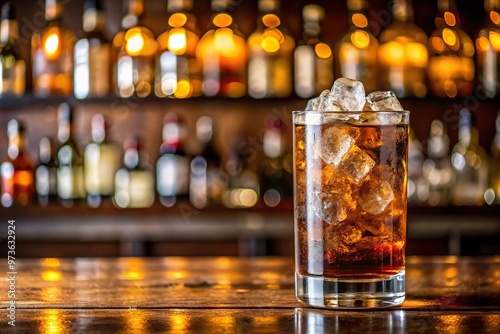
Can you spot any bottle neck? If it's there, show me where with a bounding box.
[458,124,471,146]
[212,0,231,12]
[263,129,283,158]
[8,132,25,160]
[485,0,500,27]
[436,0,461,28]
[392,0,414,23]
[124,147,140,169]
[58,120,73,144]
[347,0,369,30]
[0,19,18,45]
[161,122,182,152]
[168,0,193,13]
[83,8,105,33]
[122,0,144,29]
[46,1,63,22]
[39,138,53,164]
[259,0,279,14]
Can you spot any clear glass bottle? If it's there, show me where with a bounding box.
[114,0,158,98]
[336,0,378,93]
[36,137,58,207]
[84,114,121,208]
[74,0,112,99]
[428,0,475,98]
[476,0,500,98]
[421,120,455,206]
[156,113,190,207]
[0,2,25,97]
[156,0,201,98]
[190,116,225,208]
[196,0,247,97]
[222,140,259,208]
[32,0,75,97]
[294,4,333,99]
[451,109,489,206]
[114,137,155,208]
[260,116,293,207]
[247,0,294,98]
[56,103,86,207]
[0,120,34,207]
[490,112,500,203]
[378,0,428,98]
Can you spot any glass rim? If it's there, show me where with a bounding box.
[292,110,410,115]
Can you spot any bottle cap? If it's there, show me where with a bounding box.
[303,4,324,22]
[1,3,15,21]
[84,0,104,12]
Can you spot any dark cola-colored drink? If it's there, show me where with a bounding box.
[294,116,408,279]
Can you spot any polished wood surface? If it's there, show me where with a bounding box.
[1,256,499,333]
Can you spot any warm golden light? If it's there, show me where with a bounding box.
[351,31,370,49]
[16,171,33,187]
[126,33,145,54]
[168,270,187,279]
[444,12,456,26]
[352,13,368,28]
[407,43,429,67]
[442,28,457,47]
[431,36,445,52]
[170,312,190,331]
[169,13,188,27]
[315,43,332,59]
[168,28,187,54]
[173,79,191,98]
[490,31,500,50]
[125,270,144,280]
[214,28,236,55]
[42,258,61,268]
[44,33,60,59]
[261,36,280,53]
[213,13,232,28]
[42,270,62,281]
[262,14,280,28]
[491,11,500,25]
[41,310,64,334]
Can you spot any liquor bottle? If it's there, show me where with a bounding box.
[74,0,112,99]
[428,0,475,98]
[421,120,455,206]
[114,137,155,208]
[56,103,86,207]
[260,116,293,207]
[0,120,34,207]
[490,112,500,203]
[36,137,58,207]
[336,0,378,93]
[378,0,428,98]
[294,4,333,99]
[32,0,76,97]
[84,114,121,208]
[451,109,489,206]
[156,113,190,207]
[222,140,259,208]
[114,0,158,98]
[247,0,295,98]
[407,128,424,205]
[196,0,247,97]
[0,3,25,97]
[190,116,225,208]
[476,0,500,98]
[155,0,201,98]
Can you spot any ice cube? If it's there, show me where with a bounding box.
[337,223,363,245]
[314,127,355,166]
[305,95,322,111]
[365,91,404,111]
[338,145,376,184]
[314,189,356,225]
[358,178,394,215]
[355,213,388,236]
[331,78,366,111]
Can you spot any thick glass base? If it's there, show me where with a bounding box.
[296,271,405,308]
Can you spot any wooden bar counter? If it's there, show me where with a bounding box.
[1,256,499,333]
